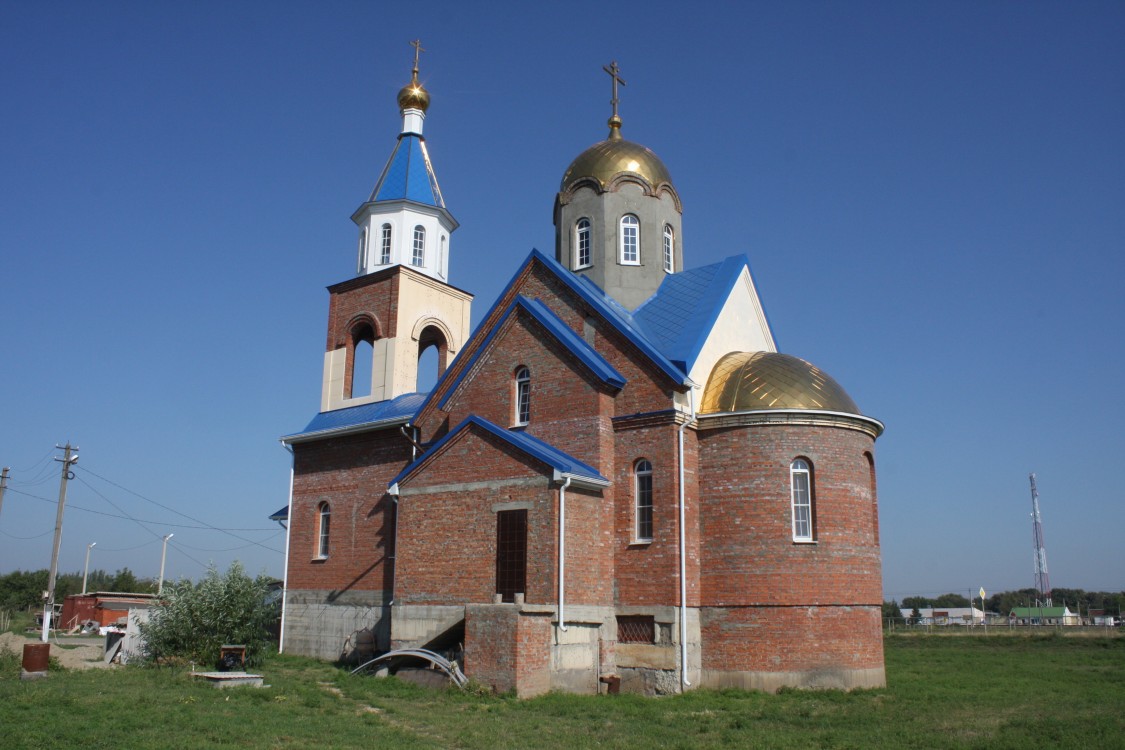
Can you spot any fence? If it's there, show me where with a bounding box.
[884,617,1122,635]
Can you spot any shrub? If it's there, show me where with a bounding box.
[138,562,276,668]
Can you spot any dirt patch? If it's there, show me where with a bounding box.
[1,632,113,670]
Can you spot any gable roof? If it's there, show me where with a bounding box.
[388,415,608,492]
[281,392,426,444]
[370,134,445,207]
[437,295,625,410]
[632,254,773,370]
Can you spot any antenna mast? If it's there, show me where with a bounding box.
[1029,473,1052,606]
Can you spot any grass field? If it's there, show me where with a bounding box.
[2,634,1123,749]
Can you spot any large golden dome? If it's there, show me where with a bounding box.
[700,351,860,415]
[560,126,674,192]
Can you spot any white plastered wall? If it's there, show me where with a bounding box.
[679,266,776,408]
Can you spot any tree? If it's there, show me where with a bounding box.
[901,596,931,611]
[138,562,276,668]
[908,607,922,625]
[933,593,970,608]
[883,600,903,621]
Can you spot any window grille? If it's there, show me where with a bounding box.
[617,615,655,644]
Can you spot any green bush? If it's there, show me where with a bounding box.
[138,562,276,668]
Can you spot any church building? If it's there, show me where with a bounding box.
[278,52,886,696]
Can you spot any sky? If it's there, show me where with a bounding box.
[1,1,1123,603]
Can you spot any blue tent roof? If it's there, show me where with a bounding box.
[282,392,426,443]
[437,295,625,410]
[370,134,445,207]
[389,415,608,490]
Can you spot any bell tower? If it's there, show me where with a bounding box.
[320,42,472,412]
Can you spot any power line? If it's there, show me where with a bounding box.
[4,486,280,531]
[0,527,54,540]
[76,464,283,554]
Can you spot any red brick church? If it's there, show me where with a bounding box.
[277,54,885,696]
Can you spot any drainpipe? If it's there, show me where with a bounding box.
[677,384,697,688]
[557,474,572,632]
[388,483,400,609]
[279,443,295,654]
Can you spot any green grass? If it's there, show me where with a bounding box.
[2,635,1123,749]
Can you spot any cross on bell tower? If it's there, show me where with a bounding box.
[602,60,627,140]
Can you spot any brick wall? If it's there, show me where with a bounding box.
[287,428,410,594]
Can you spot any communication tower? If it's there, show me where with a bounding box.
[1029,473,1052,606]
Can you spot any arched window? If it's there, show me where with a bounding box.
[619,215,640,265]
[379,223,392,265]
[575,218,592,269]
[790,458,814,542]
[357,228,368,273]
[865,451,878,544]
[514,366,530,426]
[412,225,426,266]
[316,502,331,559]
[663,224,674,273]
[634,459,653,542]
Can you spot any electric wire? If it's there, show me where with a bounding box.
[4,486,280,531]
[0,527,54,540]
[76,465,283,554]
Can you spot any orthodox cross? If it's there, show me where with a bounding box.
[603,60,626,118]
[410,39,425,79]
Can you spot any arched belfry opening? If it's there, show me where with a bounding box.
[415,324,450,393]
[347,320,377,399]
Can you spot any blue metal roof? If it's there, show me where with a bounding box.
[269,505,288,522]
[437,295,625,410]
[526,250,688,384]
[389,415,607,490]
[632,255,755,371]
[370,134,445,207]
[282,392,427,443]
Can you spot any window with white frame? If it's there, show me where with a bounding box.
[357,228,368,273]
[316,502,331,558]
[380,223,392,265]
[412,225,426,266]
[663,224,674,273]
[514,366,530,426]
[790,458,814,542]
[635,459,653,541]
[619,215,639,265]
[575,218,591,268]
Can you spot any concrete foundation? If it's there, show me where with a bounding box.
[282,589,389,662]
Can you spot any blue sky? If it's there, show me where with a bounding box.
[2,2,1122,603]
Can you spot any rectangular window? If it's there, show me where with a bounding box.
[617,615,655,644]
[495,509,527,603]
[620,216,639,264]
[635,460,653,542]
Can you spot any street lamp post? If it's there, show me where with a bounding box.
[82,542,96,594]
[158,534,174,595]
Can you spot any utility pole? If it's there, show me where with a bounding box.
[42,443,78,642]
[1029,473,1052,607]
[0,466,9,522]
[158,533,174,594]
[82,542,97,595]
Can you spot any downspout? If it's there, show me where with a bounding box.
[279,443,295,654]
[678,385,697,688]
[558,475,572,632]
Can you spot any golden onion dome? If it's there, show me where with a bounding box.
[700,351,860,415]
[560,122,674,192]
[397,77,430,112]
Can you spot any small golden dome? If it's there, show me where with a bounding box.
[560,134,674,192]
[398,77,430,112]
[700,351,860,415]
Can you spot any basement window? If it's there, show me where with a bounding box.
[617,615,656,644]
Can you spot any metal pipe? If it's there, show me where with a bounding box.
[279,444,294,653]
[82,542,96,595]
[677,386,696,688]
[558,475,572,632]
[158,534,174,594]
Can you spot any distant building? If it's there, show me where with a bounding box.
[59,592,158,630]
[1009,606,1079,626]
[914,607,984,625]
